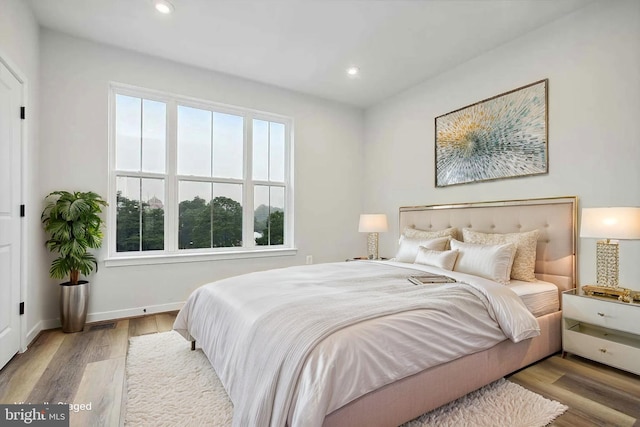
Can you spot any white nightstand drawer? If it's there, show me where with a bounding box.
[564,325,640,375]
[563,294,640,336]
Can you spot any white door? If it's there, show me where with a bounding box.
[0,60,22,370]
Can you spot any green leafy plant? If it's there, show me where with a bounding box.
[41,191,108,285]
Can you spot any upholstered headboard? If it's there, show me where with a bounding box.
[398,197,577,292]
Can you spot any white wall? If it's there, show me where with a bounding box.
[0,0,43,343]
[38,30,364,323]
[364,1,640,289]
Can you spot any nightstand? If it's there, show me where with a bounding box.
[562,289,640,375]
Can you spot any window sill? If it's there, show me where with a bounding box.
[104,248,298,267]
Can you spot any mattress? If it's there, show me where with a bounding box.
[388,260,560,317]
[506,280,559,317]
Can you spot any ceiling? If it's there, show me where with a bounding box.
[28,0,592,108]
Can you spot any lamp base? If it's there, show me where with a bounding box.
[596,240,619,287]
[582,284,632,303]
[367,232,379,260]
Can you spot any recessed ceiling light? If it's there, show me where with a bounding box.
[347,67,360,76]
[154,0,175,14]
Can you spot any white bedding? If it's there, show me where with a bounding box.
[173,260,540,427]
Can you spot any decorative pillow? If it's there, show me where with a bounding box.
[462,228,539,282]
[450,239,517,284]
[415,248,459,271]
[402,226,458,242]
[394,236,450,263]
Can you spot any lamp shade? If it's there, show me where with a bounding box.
[358,214,388,233]
[580,207,640,240]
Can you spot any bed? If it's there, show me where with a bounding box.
[174,196,577,427]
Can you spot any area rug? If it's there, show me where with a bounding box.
[125,331,567,426]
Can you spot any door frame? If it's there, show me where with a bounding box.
[0,49,28,353]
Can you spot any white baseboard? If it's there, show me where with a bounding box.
[86,302,185,323]
[37,301,186,333]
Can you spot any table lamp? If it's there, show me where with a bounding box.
[358,214,388,260]
[580,207,640,288]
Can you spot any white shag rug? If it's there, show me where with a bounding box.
[125,331,567,427]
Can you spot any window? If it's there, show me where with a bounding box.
[108,84,293,263]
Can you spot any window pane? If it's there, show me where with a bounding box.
[116,177,165,252]
[141,178,164,250]
[115,95,141,172]
[254,185,269,244]
[213,112,243,179]
[270,186,285,245]
[178,181,212,249]
[212,183,243,248]
[178,182,243,249]
[142,99,166,173]
[254,185,285,246]
[116,177,141,252]
[269,122,285,182]
[252,119,269,181]
[178,106,212,177]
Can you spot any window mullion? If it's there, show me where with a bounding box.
[210,111,214,178]
[108,88,118,258]
[210,112,214,249]
[267,121,271,182]
[244,114,255,249]
[138,100,144,252]
[175,175,243,185]
[266,122,271,246]
[210,183,214,248]
[267,186,272,246]
[165,100,178,253]
[285,120,293,248]
[138,179,143,251]
[114,170,166,180]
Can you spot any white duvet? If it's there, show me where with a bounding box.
[173,260,540,427]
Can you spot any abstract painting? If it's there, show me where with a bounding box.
[435,79,548,187]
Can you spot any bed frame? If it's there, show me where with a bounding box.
[323,196,577,427]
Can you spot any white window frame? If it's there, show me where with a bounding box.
[106,83,295,266]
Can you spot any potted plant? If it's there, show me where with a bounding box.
[41,191,107,333]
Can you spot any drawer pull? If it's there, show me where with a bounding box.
[597,312,605,317]
[599,348,607,353]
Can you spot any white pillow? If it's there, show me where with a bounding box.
[415,248,459,271]
[450,239,517,284]
[462,228,539,282]
[394,236,450,263]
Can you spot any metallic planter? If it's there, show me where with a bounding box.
[59,281,89,333]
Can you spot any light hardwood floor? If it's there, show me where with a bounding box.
[1,312,639,426]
